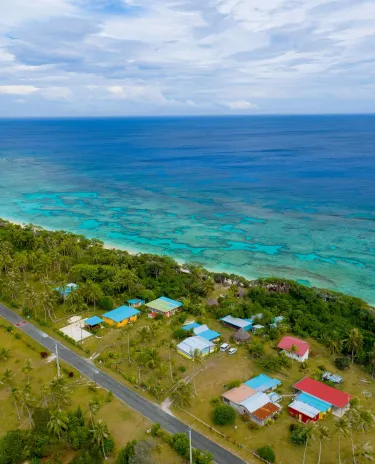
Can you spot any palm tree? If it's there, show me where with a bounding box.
[1,368,14,390]
[145,348,161,370]
[91,419,109,459]
[289,344,299,361]
[346,328,364,363]
[39,381,49,407]
[355,442,375,463]
[168,341,175,383]
[49,376,71,409]
[202,278,215,296]
[327,338,343,356]
[171,380,193,408]
[21,359,33,381]
[10,387,21,421]
[302,423,314,464]
[314,425,331,464]
[20,382,35,428]
[0,347,11,362]
[335,417,349,464]
[87,399,102,427]
[190,348,203,396]
[48,409,68,438]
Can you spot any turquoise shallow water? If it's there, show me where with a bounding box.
[0,116,375,302]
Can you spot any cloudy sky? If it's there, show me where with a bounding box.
[1,0,375,116]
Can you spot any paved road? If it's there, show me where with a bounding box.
[0,304,246,464]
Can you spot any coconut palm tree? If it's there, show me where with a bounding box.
[346,328,364,363]
[171,380,193,408]
[49,376,71,409]
[190,348,203,396]
[314,425,331,464]
[20,382,35,428]
[0,347,11,362]
[302,423,314,464]
[327,338,343,356]
[48,409,68,438]
[1,368,14,389]
[355,442,375,463]
[289,344,299,361]
[202,278,215,296]
[87,399,102,427]
[91,419,109,459]
[168,341,175,383]
[21,359,33,381]
[335,417,349,464]
[10,387,21,421]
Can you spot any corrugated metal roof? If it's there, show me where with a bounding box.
[177,336,215,356]
[84,316,103,326]
[222,384,256,404]
[127,299,144,304]
[289,400,320,419]
[220,315,252,329]
[245,374,282,392]
[146,296,182,313]
[298,393,331,412]
[252,402,280,420]
[198,329,221,341]
[240,392,270,413]
[183,322,201,331]
[294,377,351,408]
[102,306,140,323]
[194,324,209,335]
[277,336,310,356]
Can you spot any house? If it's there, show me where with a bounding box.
[294,377,351,417]
[220,315,253,331]
[183,323,221,342]
[84,316,104,329]
[252,324,264,333]
[288,400,320,424]
[277,336,310,362]
[244,374,282,392]
[55,283,78,297]
[222,384,257,410]
[102,306,140,328]
[177,336,216,359]
[127,299,145,308]
[270,316,284,328]
[146,296,182,318]
[240,392,281,426]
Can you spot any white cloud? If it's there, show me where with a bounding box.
[106,85,168,104]
[39,86,72,100]
[224,100,258,109]
[0,85,38,95]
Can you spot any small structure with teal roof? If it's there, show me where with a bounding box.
[55,283,78,297]
[245,374,282,392]
[127,299,145,308]
[84,316,104,328]
[102,306,140,328]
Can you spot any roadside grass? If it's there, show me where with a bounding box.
[0,319,183,464]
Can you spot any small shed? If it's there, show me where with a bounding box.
[84,316,104,329]
[127,299,145,308]
[233,327,251,343]
[252,324,264,333]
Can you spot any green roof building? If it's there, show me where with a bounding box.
[146,296,182,318]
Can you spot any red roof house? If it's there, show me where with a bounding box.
[277,336,310,361]
[294,377,351,416]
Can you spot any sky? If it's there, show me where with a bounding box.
[1,0,375,116]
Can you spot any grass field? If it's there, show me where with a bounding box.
[0,319,184,464]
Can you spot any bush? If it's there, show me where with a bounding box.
[69,372,74,378]
[100,296,114,311]
[226,380,241,390]
[40,352,48,359]
[178,365,186,373]
[6,326,12,332]
[212,405,236,426]
[290,424,309,445]
[256,446,276,463]
[173,328,188,340]
[210,397,221,407]
[15,333,21,340]
[335,357,350,370]
[171,433,189,458]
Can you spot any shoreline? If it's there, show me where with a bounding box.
[2,215,374,306]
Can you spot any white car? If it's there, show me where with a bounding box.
[220,343,230,352]
[228,348,238,355]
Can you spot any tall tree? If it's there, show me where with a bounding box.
[314,425,331,464]
[346,328,364,363]
[48,409,68,438]
[91,419,109,459]
[355,442,375,463]
[172,381,193,408]
[190,348,203,396]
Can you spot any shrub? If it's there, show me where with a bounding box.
[212,405,236,426]
[100,296,114,311]
[171,433,189,458]
[226,380,241,390]
[178,313,188,324]
[7,326,12,332]
[173,328,188,340]
[257,446,276,463]
[15,333,21,340]
[154,313,164,321]
[40,352,48,359]
[178,365,186,373]
[150,423,161,437]
[210,397,221,407]
[290,424,310,445]
[69,372,74,378]
[335,357,350,370]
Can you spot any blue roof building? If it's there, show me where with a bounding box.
[198,329,221,342]
[245,374,282,392]
[127,299,145,307]
[84,316,104,327]
[297,392,332,412]
[102,306,140,326]
[183,322,201,331]
[220,315,253,331]
[183,323,221,341]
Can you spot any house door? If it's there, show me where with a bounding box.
[299,414,302,422]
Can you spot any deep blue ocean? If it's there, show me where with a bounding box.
[1,115,374,302]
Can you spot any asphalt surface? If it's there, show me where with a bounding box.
[0,303,246,464]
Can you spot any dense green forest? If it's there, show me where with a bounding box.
[0,219,374,373]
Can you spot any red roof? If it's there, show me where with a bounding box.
[277,336,310,356]
[294,377,351,408]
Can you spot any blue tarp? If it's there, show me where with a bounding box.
[55,283,78,296]
[245,374,282,392]
[298,392,331,412]
[102,306,140,323]
[85,316,104,326]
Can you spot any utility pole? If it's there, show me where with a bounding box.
[188,427,192,464]
[55,343,60,377]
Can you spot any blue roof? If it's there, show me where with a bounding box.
[245,374,282,392]
[183,322,201,331]
[298,392,331,412]
[127,299,144,304]
[85,316,104,326]
[198,329,221,341]
[159,296,183,307]
[102,306,140,323]
[55,283,78,296]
